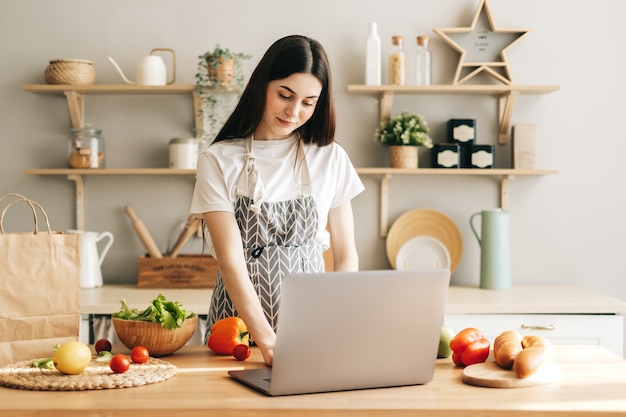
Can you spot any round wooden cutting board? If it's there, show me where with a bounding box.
[462,361,560,388]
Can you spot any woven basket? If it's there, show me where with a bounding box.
[44,59,96,85]
[112,315,198,357]
[389,145,419,168]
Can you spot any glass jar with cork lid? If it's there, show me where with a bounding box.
[389,35,406,86]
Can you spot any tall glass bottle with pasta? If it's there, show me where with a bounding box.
[389,35,406,86]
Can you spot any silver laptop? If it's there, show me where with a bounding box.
[228,269,450,396]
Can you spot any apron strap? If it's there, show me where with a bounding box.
[235,135,313,211]
[235,136,265,213]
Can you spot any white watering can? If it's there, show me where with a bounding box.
[66,229,114,288]
[108,48,176,86]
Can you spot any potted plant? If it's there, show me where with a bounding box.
[374,110,433,168]
[194,45,251,144]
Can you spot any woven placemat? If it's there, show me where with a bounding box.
[0,357,176,391]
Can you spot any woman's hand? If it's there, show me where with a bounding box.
[255,335,276,366]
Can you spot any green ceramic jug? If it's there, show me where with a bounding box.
[469,209,511,290]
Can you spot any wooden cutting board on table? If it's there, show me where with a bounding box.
[462,361,561,388]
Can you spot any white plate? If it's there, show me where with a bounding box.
[395,236,451,271]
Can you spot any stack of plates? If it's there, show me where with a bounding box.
[386,209,463,272]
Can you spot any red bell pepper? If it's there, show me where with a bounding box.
[449,327,490,367]
[207,317,249,355]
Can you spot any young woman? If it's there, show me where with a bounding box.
[190,35,364,366]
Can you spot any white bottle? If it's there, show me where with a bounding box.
[415,35,432,86]
[365,22,382,86]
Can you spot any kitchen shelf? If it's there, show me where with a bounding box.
[24,168,196,230]
[347,84,560,144]
[24,167,558,237]
[355,167,558,237]
[22,84,196,129]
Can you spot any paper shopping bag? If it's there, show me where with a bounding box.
[0,194,81,366]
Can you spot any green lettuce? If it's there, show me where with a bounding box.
[112,294,192,329]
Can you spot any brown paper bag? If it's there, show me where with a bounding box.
[0,194,81,366]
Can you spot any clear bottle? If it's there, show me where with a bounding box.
[389,35,406,86]
[67,126,105,169]
[365,22,381,86]
[415,35,432,86]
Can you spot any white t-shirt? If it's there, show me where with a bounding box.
[190,136,365,250]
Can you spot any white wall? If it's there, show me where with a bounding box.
[1,1,625,306]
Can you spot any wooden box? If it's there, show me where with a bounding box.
[137,255,218,289]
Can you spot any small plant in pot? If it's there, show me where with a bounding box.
[374,110,433,168]
[194,45,251,144]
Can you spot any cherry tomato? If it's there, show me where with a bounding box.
[232,344,251,361]
[130,346,150,364]
[110,354,131,374]
[95,338,112,354]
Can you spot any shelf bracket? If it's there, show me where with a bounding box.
[67,174,85,230]
[64,91,84,129]
[379,174,391,237]
[498,91,518,145]
[500,175,513,210]
[380,91,394,121]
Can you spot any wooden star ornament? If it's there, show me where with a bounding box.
[433,0,529,85]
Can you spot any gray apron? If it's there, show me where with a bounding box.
[205,137,325,340]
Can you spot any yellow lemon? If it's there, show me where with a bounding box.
[52,341,92,375]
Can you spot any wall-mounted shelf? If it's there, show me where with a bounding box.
[347,84,560,144]
[24,168,196,230]
[22,84,196,129]
[25,167,558,236]
[355,167,558,237]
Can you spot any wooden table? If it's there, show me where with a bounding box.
[1,345,626,416]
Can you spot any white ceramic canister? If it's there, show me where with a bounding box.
[169,137,199,169]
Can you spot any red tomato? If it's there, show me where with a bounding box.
[449,327,490,367]
[94,338,112,354]
[232,344,251,361]
[110,354,131,374]
[130,346,150,364]
[449,328,484,353]
[460,338,490,366]
[452,350,464,367]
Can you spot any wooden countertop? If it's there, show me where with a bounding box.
[1,345,625,416]
[81,284,626,315]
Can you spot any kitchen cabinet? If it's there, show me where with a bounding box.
[80,284,626,357]
[347,84,560,236]
[444,314,623,357]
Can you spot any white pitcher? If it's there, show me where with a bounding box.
[66,229,114,288]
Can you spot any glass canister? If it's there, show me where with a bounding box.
[389,35,406,86]
[68,126,105,168]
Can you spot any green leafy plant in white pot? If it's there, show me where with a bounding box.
[194,45,251,145]
[375,110,433,168]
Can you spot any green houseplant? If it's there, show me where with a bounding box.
[194,45,251,144]
[375,110,433,168]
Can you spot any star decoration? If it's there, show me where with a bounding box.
[433,0,529,85]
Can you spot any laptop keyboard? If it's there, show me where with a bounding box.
[263,377,272,383]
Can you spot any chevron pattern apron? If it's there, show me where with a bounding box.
[205,137,325,340]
